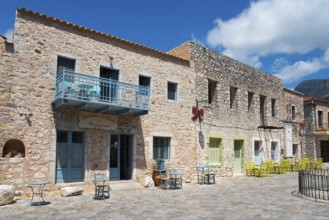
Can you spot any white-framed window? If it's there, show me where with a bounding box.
[153,137,170,160]
[167,82,177,101]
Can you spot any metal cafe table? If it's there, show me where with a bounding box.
[27,181,48,206]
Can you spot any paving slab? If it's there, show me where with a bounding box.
[1,172,329,219]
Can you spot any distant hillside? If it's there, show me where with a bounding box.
[295,79,329,101]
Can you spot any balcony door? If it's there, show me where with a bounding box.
[100,66,119,103]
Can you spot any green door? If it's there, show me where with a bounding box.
[233,140,243,175]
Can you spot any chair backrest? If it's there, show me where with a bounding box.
[159,169,168,178]
[196,166,205,174]
[94,173,105,182]
[246,162,255,169]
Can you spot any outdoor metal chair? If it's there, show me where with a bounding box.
[159,169,171,190]
[93,173,110,199]
[196,166,206,184]
[169,168,183,189]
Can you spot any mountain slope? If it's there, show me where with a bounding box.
[295,79,329,101]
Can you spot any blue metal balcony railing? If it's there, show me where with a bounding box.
[53,69,150,114]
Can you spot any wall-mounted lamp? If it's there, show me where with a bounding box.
[109,56,114,67]
[196,99,210,108]
[19,112,33,118]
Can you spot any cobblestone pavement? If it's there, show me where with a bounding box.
[1,172,329,219]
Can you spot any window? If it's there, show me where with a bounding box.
[254,140,263,165]
[271,99,276,117]
[293,144,298,156]
[318,110,323,127]
[167,82,177,100]
[153,137,170,160]
[208,79,217,104]
[57,56,75,75]
[248,92,254,111]
[271,142,278,160]
[291,105,296,120]
[139,75,151,87]
[208,138,222,165]
[260,95,266,125]
[230,87,238,109]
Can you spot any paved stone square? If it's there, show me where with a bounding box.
[1,172,329,219]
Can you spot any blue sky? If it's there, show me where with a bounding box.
[1,0,329,89]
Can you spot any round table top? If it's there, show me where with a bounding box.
[28,182,48,185]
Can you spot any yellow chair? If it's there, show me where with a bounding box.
[245,162,255,176]
[274,161,284,174]
[266,160,274,175]
[316,158,323,169]
[303,158,310,169]
[254,162,267,177]
[291,160,300,172]
[310,159,317,169]
[297,160,304,171]
[275,160,289,174]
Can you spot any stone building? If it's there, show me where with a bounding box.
[1,8,307,197]
[0,8,197,195]
[304,97,329,161]
[169,42,305,175]
[282,88,305,161]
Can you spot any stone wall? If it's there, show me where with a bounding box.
[304,98,329,159]
[169,42,308,174]
[188,42,286,175]
[0,9,198,196]
[282,88,305,160]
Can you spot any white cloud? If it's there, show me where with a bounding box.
[274,49,329,83]
[191,34,205,47]
[3,28,13,42]
[206,0,329,82]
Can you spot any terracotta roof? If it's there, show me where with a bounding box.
[304,96,329,105]
[17,8,189,64]
[303,96,312,101]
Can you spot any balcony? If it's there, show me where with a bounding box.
[52,70,149,115]
[314,123,329,135]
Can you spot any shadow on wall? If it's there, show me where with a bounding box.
[199,131,205,149]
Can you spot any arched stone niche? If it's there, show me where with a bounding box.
[2,139,25,158]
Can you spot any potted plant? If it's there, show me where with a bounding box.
[154,158,165,170]
[152,158,165,187]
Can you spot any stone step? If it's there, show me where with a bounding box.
[110,182,141,191]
